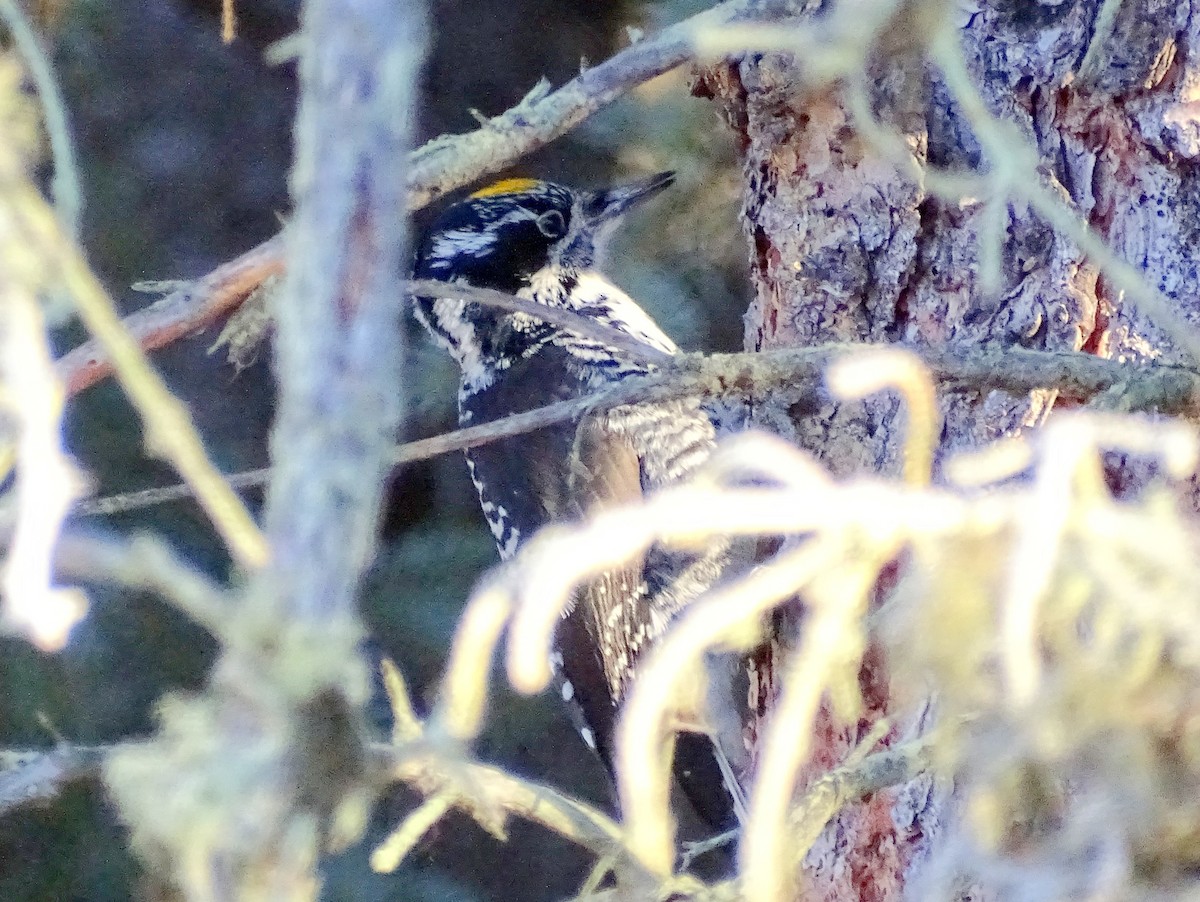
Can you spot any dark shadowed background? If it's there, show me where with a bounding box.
[0,1,745,899]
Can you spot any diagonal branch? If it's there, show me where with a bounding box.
[56,234,285,395]
[404,0,752,209]
[258,0,422,622]
[408,279,674,366]
[1,133,267,570]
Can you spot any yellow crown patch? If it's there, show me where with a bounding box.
[469,177,542,199]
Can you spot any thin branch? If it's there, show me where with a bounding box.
[404,0,752,209]
[686,741,933,898]
[72,369,682,518]
[370,791,453,873]
[56,234,286,395]
[0,735,652,889]
[52,532,233,637]
[785,740,931,860]
[379,657,422,744]
[61,271,670,399]
[378,652,653,888]
[377,743,654,890]
[408,279,674,366]
[685,739,931,882]
[69,343,1200,517]
[54,0,754,396]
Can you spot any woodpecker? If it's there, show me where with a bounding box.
[411,173,748,834]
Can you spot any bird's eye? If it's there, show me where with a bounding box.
[536,210,567,239]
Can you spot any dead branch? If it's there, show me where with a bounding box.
[257,0,422,621]
[93,1,428,897]
[408,279,674,366]
[55,233,285,395]
[404,0,751,209]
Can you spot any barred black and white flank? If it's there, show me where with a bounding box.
[412,174,750,834]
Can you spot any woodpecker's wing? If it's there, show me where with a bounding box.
[460,344,654,762]
[463,368,743,832]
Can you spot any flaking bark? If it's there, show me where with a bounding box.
[699,1,1200,898]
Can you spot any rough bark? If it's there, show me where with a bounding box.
[699,1,1200,898]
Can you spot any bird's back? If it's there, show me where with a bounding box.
[461,329,743,831]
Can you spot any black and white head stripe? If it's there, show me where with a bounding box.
[414,179,576,293]
[410,174,676,382]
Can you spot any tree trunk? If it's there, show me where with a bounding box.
[699,1,1200,898]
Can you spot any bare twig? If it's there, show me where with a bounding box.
[71,343,1200,517]
[373,654,654,888]
[687,739,932,888]
[52,532,232,637]
[0,731,649,892]
[370,791,454,873]
[379,744,653,890]
[9,177,267,569]
[408,279,674,366]
[405,0,751,208]
[56,234,286,395]
[785,740,930,860]
[378,659,422,745]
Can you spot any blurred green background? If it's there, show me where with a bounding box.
[1,1,746,898]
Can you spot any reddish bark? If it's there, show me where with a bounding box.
[56,234,285,396]
[699,1,1200,898]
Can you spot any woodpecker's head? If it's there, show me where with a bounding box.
[412,173,674,365]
